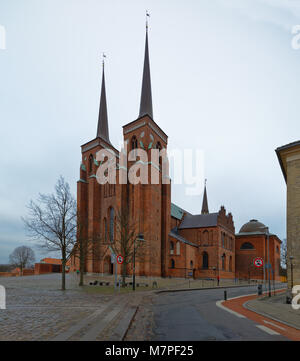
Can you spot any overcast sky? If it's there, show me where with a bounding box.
[0,0,299,263]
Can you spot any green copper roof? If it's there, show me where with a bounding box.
[171,203,185,220]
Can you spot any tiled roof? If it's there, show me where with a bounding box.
[169,227,198,247]
[179,213,218,229]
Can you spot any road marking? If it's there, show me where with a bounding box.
[263,320,286,331]
[256,325,280,335]
[226,288,286,302]
[216,300,246,318]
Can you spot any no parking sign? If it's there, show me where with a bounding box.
[253,257,264,268]
[117,255,124,264]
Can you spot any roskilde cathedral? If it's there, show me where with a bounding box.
[70,27,281,281]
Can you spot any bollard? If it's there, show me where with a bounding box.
[224,290,227,301]
[258,284,262,296]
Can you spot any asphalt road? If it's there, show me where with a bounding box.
[152,284,289,341]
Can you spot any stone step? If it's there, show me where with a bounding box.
[109,306,138,341]
[51,296,121,341]
[80,306,123,341]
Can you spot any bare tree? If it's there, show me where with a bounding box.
[22,176,76,290]
[109,206,145,286]
[9,246,35,275]
[72,214,107,286]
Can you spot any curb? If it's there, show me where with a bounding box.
[155,284,259,294]
[243,299,300,331]
[121,305,139,341]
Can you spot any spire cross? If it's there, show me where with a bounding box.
[205,178,207,186]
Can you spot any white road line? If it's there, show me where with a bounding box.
[256,325,280,335]
[216,300,246,318]
[263,320,286,331]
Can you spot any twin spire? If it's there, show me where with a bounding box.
[96,23,153,141]
[96,62,110,143]
[138,26,153,119]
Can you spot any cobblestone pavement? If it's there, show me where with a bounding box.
[124,294,156,341]
[0,274,132,341]
[0,273,260,341]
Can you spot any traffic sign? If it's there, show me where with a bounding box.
[253,257,264,268]
[117,255,124,264]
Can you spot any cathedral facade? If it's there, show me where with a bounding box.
[70,28,281,282]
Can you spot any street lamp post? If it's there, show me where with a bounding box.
[260,226,271,297]
[133,234,145,291]
[290,256,294,289]
[266,227,271,297]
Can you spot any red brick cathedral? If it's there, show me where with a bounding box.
[70,28,281,281]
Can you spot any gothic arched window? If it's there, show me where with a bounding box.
[155,142,162,150]
[176,241,180,255]
[222,253,226,270]
[155,142,162,168]
[88,154,93,174]
[103,218,108,242]
[202,252,208,269]
[170,241,174,255]
[109,207,114,242]
[131,136,138,150]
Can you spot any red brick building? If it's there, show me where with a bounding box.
[34,258,62,275]
[70,27,281,281]
[235,219,281,282]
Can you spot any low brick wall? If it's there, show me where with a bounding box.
[0,272,17,277]
[23,269,34,276]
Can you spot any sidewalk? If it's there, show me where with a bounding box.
[245,292,300,331]
[221,289,300,341]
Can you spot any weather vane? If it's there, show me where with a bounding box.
[146,10,150,29]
